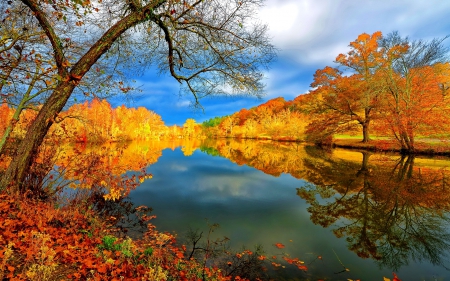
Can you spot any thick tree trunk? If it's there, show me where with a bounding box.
[361,121,371,143]
[0,82,76,192]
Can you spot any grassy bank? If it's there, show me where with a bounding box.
[333,135,450,156]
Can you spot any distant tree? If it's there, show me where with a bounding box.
[1,0,276,192]
[220,116,238,137]
[202,116,226,128]
[183,118,197,138]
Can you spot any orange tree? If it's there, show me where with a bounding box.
[376,32,450,152]
[0,0,275,193]
[306,32,385,143]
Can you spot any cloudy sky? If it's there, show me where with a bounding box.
[113,0,450,126]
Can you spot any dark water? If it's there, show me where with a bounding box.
[127,139,450,281]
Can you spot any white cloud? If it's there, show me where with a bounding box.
[263,69,309,99]
[259,2,300,35]
[176,100,191,108]
[259,0,450,66]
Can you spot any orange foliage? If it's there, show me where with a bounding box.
[0,193,235,280]
[0,102,13,135]
[50,99,167,143]
[0,190,312,280]
[205,96,308,140]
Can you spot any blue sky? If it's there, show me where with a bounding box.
[112,0,450,126]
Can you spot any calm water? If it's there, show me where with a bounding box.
[123,139,450,280]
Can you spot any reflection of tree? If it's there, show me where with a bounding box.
[38,140,202,199]
[180,138,202,156]
[297,148,450,270]
[201,138,308,178]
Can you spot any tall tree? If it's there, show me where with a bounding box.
[1,0,275,192]
[377,32,450,152]
[307,32,384,143]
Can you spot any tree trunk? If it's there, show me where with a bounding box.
[0,82,76,192]
[361,121,371,143]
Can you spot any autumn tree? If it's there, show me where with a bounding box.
[376,32,450,152]
[0,103,12,136]
[1,0,275,192]
[49,99,167,142]
[307,32,385,143]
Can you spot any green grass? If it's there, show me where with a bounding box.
[334,134,390,140]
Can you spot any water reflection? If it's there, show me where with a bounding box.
[201,139,450,271]
[55,138,450,279]
[300,147,450,270]
[45,139,202,198]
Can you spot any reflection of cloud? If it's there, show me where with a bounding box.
[170,164,188,172]
[192,173,268,200]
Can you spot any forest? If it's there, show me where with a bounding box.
[0,0,449,280]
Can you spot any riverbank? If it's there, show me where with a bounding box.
[333,137,450,156]
[0,191,209,281]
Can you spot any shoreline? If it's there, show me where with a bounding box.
[332,138,450,157]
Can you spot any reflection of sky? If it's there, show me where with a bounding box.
[129,147,450,280]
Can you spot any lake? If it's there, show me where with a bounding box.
[78,139,450,280]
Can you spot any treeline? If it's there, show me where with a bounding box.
[202,31,450,152]
[0,99,203,147]
[202,97,309,141]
